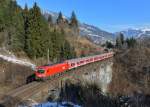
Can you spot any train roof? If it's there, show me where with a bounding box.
[65,52,114,63]
[37,62,66,69]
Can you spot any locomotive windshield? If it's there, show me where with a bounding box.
[37,69,45,73]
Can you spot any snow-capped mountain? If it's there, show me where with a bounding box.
[43,11,115,44]
[119,28,150,39]
[80,23,115,44]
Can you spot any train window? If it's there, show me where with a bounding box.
[86,60,89,62]
[71,63,75,66]
[94,57,97,60]
[80,61,84,63]
[37,69,45,73]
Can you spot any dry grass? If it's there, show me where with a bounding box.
[0,84,14,96]
[66,34,100,57]
[109,45,150,96]
[0,58,34,88]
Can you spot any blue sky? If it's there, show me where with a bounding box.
[17,0,150,32]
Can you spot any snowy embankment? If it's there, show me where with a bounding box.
[0,49,36,69]
[33,101,81,107]
[0,54,35,69]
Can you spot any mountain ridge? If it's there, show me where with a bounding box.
[43,11,115,44]
[118,28,150,39]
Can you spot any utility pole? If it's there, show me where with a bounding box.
[47,48,50,64]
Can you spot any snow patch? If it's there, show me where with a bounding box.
[0,54,35,69]
[33,101,81,107]
[88,34,101,37]
[80,27,92,33]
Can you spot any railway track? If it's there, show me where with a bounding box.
[7,82,40,97]
[1,70,74,101]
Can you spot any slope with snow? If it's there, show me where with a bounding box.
[80,23,115,44]
[0,48,35,69]
[43,11,115,44]
[0,54,35,69]
[119,28,150,39]
[33,101,81,107]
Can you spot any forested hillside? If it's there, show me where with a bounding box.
[109,34,150,96]
[0,0,78,64]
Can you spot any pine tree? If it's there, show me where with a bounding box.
[27,2,50,58]
[62,40,76,60]
[120,33,124,45]
[116,33,124,48]
[7,1,25,51]
[57,12,63,25]
[126,37,136,48]
[51,30,61,62]
[0,0,9,31]
[48,14,52,24]
[23,4,32,55]
[70,11,78,27]
[70,11,79,35]
[106,41,114,49]
[116,36,119,48]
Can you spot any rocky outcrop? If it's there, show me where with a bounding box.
[81,61,113,93]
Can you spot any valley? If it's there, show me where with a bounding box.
[0,0,150,107]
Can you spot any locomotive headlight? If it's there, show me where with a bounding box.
[62,66,65,69]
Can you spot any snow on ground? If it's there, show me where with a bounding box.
[0,54,36,69]
[33,102,81,107]
[0,48,35,69]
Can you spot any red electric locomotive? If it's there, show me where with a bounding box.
[35,62,69,80]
